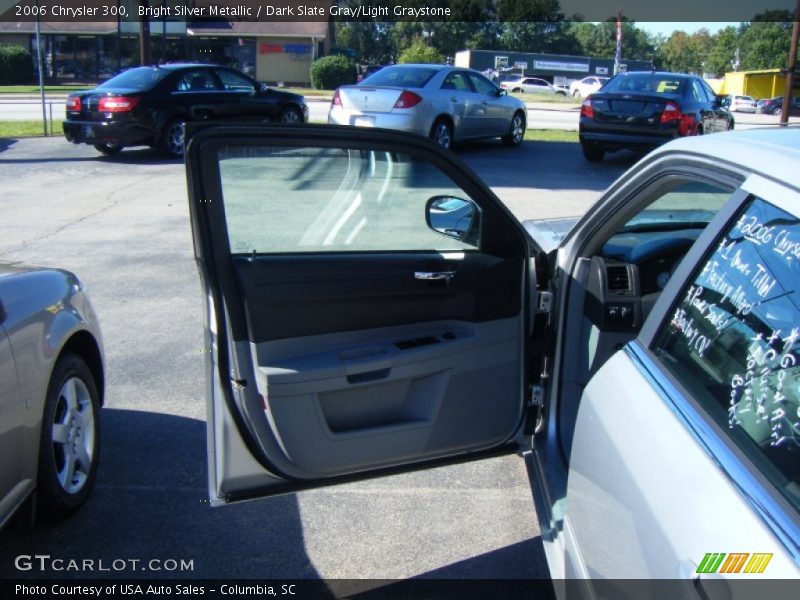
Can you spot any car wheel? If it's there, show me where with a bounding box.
[430,118,453,150]
[556,90,566,96]
[728,120,735,131]
[695,125,704,136]
[502,112,526,147]
[572,90,581,98]
[93,142,122,156]
[581,143,605,162]
[512,87,522,93]
[161,118,186,158]
[279,106,302,124]
[37,354,100,520]
[774,108,782,118]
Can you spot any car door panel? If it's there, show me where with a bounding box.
[0,324,24,521]
[187,125,534,504]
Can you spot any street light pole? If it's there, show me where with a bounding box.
[139,0,151,66]
[34,0,47,136]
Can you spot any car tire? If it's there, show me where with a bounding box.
[279,106,302,124]
[502,111,526,147]
[774,108,782,118]
[581,143,605,162]
[93,143,122,156]
[512,87,522,93]
[37,353,100,520]
[695,125,704,136]
[556,90,566,96]
[161,118,186,158]
[430,118,453,150]
[572,90,581,98]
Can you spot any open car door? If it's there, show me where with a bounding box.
[185,125,539,504]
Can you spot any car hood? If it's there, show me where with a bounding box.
[522,216,581,254]
[0,261,55,278]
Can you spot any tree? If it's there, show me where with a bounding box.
[705,26,739,76]
[659,29,712,74]
[397,41,445,64]
[336,21,396,64]
[738,11,793,70]
[570,20,657,61]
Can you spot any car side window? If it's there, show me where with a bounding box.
[441,72,472,92]
[174,70,219,92]
[652,196,800,513]
[217,146,481,254]
[216,69,255,93]
[468,73,498,95]
[700,80,718,103]
[691,80,707,102]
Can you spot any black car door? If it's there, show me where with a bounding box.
[186,125,538,503]
[210,68,277,121]
[170,68,225,121]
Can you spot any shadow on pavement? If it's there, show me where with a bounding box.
[0,408,319,580]
[0,138,18,153]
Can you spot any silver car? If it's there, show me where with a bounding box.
[186,126,799,582]
[0,264,104,529]
[500,76,564,95]
[327,64,528,149]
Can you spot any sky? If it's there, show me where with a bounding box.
[635,22,740,37]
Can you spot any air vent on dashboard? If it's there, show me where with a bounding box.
[606,264,631,292]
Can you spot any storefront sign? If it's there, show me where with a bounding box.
[533,60,589,73]
[259,43,312,55]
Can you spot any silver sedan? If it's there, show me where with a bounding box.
[0,264,104,529]
[328,64,528,149]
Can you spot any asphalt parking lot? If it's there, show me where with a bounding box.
[0,135,633,582]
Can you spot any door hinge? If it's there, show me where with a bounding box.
[536,291,553,314]
[529,384,545,407]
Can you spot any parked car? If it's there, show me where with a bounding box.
[185,125,800,581]
[579,71,734,162]
[568,75,609,98]
[728,94,757,113]
[757,95,800,117]
[0,264,104,529]
[63,63,308,158]
[500,76,565,95]
[327,64,528,149]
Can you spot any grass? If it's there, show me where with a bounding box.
[0,120,63,137]
[510,91,579,105]
[0,85,89,94]
[524,129,578,142]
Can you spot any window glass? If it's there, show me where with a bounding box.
[700,80,718,102]
[97,66,169,90]
[218,147,480,254]
[691,80,708,102]
[216,69,255,92]
[604,73,684,94]
[361,66,438,88]
[653,197,800,512]
[467,73,497,95]
[173,69,219,92]
[441,72,472,92]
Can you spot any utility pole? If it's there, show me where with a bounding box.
[139,0,151,66]
[780,0,800,126]
[614,10,623,75]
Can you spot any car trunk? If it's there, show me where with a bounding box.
[337,86,403,113]
[66,88,141,122]
[590,92,681,126]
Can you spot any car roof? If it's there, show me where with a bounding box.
[652,128,800,191]
[618,71,691,79]
[156,63,218,71]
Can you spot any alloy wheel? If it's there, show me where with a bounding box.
[51,376,96,495]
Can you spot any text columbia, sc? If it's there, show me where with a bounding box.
[139,4,452,18]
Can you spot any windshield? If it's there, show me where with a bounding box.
[360,66,439,88]
[602,73,685,95]
[97,67,169,90]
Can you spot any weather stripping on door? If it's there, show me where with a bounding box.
[414,271,456,281]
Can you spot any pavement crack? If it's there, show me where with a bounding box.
[0,178,140,258]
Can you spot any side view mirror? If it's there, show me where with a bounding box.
[496,88,507,97]
[425,195,480,245]
[259,82,269,93]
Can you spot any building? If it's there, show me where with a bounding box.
[0,18,329,86]
[707,69,799,100]
[454,49,652,89]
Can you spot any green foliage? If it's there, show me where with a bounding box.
[704,26,740,76]
[570,20,657,61]
[309,55,357,90]
[0,45,34,85]
[659,29,713,74]
[397,42,444,65]
[738,18,792,70]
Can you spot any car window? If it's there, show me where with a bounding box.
[361,66,438,89]
[217,146,481,253]
[700,80,718,103]
[604,74,684,95]
[467,73,497,95]
[174,69,219,92]
[652,196,800,513]
[216,69,254,93]
[441,72,472,92]
[97,66,169,90]
[691,80,708,103]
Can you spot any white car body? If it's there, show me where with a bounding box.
[729,95,758,112]
[568,76,609,98]
[499,76,562,95]
[185,126,800,589]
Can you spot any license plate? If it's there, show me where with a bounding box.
[83,125,94,139]
[353,116,375,127]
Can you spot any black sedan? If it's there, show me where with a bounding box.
[756,95,800,117]
[63,63,308,157]
[578,71,734,162]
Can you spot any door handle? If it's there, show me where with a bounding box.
[414,271,456,281]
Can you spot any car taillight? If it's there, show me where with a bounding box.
[66,95,81,111]
[393,90,422,109]
[580,98,594,119]
[660,101,682,123]
[98,96,139,112]
[331,89,341,106]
